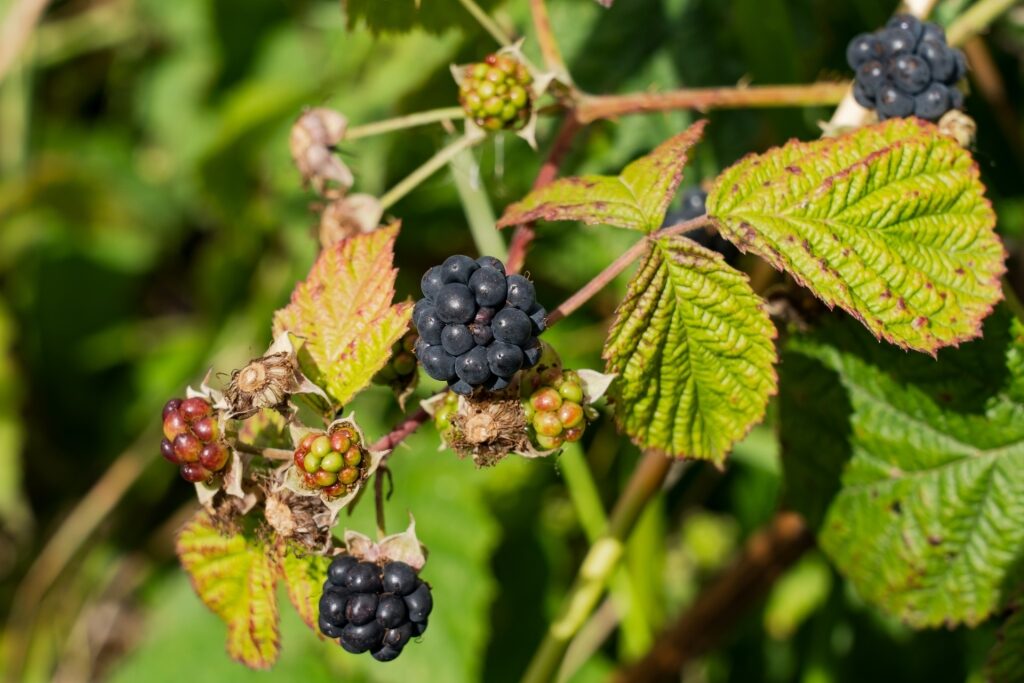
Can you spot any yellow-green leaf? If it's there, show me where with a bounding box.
[273,224,412,407]
[175,512,280,669]
[497,121,707,233]
[708,118,1004,353]
[276,545,330,632]
[602,237,777,462]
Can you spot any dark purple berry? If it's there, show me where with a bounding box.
[954,50,967,81]
[528,305,547,334]
[505,275,536,310]
[328,554,358,586]
[523,340,542,368]
[886,14,923,43]
[950,87,964,110]
[420,266,444,300]
[420,345,456,381]
[487,375,511,391]
[456,346,491,386]
[853,81,874,108]
[441,324,475,356]
[876,84,915,119]
[341,621,384,653]
[488,342,524,378]
[405,583,433,623]
[914,83,950,121]
[162,398,182,419]
[371,645,403,662]
[346,592,378,625]
[319,614,345,638]
[470,322,493,346]
[439,254,479,284]
[678,187,707,221]
[345,562,382,593]
[916,38,957,83]
[436,283,477,324]
[878,27,916,56]
[415,309,444,345]
[449,379,475,396]
[413,621,428,636]
[856,60,886,96]
[888,54,931,94]
[922,21,945,43]
[846,32,882,68]
[384,622,416,648]
[160,438,179,464]
[476,255,505,273]
[468,266,508,307]
[382,561,418,595]
[376,595,408,628]
[492,308,531,346]
[319,591,348,626]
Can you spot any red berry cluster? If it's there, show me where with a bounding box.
[161,397,229,483]
[522,370,594,450]
[293,425,367,497]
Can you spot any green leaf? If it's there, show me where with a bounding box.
[497,120,707,233]
[175,512,280,669]
[276,546,331,632]
[986,603,1024,682]
[602,236,777,461]
[707,118,1004,353]
[791,307,1024,628]
[273,224,412,407]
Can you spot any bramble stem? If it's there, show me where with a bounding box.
[379,134,484,211]
[456,0,514,46]
[546,215,709,325]
[576,82,849,123]
[946,0,1018,46]
[529,0,569,80]
[374,468,388,538]
[520,450,673,683]
[232,441,293,460]
[344,107,466,141]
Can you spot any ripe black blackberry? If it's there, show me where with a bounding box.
[318,555,432,661]
[847,14,966,122]
[414,255,544,395]
[665,187,740,264]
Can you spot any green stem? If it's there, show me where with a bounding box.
[344,107,466,141]
[520,450,672,683]
[456,0,514,46]
[946,0,1017,45]
[448,140,508,260]
[378,134,484,211]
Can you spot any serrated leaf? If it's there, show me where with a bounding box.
[791,307,1024,628]
[497,120,707,233]
[986,603,1024,682]
[276,546,330,632]
[175,512,280,669]
[273,225,412,407]
[707,118,1004,353]
[602,236,777,461]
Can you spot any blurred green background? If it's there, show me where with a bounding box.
[0,0,1022,681]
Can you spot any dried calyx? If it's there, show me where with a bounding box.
[224,332,328,419]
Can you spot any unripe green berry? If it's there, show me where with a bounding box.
[393,352,416,375]
[531,387,563,413]
[558,381,584,404]
[315,469,338,487]
[311,435,331,458]
[534,411,563,437]
[320,451,344,473]
[303,452,322,474]
[343,447,363,467]
[535,433,564,450]
[459,53,533,132]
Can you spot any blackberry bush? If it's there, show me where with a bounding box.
[847,14,966,121]
[318,555,432,662]
[414,254,545,395]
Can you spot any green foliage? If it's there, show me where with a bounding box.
[497,121,707,232]
[176,512,280,669]
[278,546,331,631]
[987,606,1024,683]
[273,226,413,408]
[788,308,1024,628]
[603,237,777,461]
[343,0,500,35]
[708,118,1004,353]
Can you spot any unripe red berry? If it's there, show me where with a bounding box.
[180,397,212,421]
[564,426,584,442]
[162,398,183,419]
[533,411,563,437]
[173,432,202,463]
[163,411,189,441]
[160,438,179,464]
[339,467,360,485]
[343,447,363,467]
[199,442,229,471]
[557,402,585,429]
[535,433,564,450]
[330,431,351,453]
[192,416,219,442]
[531,388,562,413]
[180,462,211,483]
[315,469,338,487]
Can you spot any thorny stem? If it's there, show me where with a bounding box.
[546,215,710,325]
[379,133,484,211]
[576,82,849,123]
[344,107,466,141]
[456,0,515,47]
[529,0,569,80]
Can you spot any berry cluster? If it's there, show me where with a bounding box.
[459,54,533,132]
[522,369,596,450]
[414,255,544,396]
[319,555,432,662]
[665,188,740,263]
[161,397,228,483]
[847,14,966,121]
[373,331,418,386]
[293,426,366,497]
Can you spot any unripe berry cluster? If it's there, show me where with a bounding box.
[459,54,533,132]
[161,397,229,483]
[847,14,966,121]
[414,255,544,396]
[293,426,367,497]
[373,331,418,385]
[319,555,432,661]
[522,370,597,450]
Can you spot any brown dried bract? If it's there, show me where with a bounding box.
[290,107,353,195]
[318,193,384,249]
[225,352,302,419]
[264,489,332,552]
[448,393,530,467]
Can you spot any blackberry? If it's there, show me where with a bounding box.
[459,53,533,132]
[413,255,544,395]
[373,330,418,386]
[847,16,967,121]
[522,369,598,450]
[160,396,228,484]
[319,555,432,662]
[292,425,368,498]
[665,188,740,263]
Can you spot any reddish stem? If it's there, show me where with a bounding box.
[370,407,430,453]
